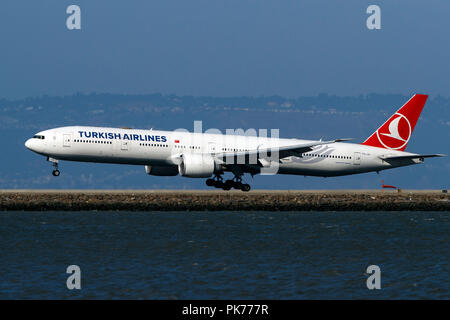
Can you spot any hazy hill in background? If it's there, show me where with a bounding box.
[1,93,448,190]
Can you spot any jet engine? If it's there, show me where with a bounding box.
[178,153,217,178]
[145,165,179,176]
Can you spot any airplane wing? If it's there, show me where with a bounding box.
[215,138,352,161]
[379,154,446,160]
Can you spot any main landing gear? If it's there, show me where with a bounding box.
[205,174,251,192]
[48,157,60,177]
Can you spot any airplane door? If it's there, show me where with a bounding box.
[63,134,71,147]
[353,152,361,165]
[208,142,216,154]
[121,140,129,151]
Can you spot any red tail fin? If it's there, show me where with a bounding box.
[361,94,428,151]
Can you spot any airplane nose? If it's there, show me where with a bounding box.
[25,138,33,150]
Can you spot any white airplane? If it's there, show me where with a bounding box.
[25,94,444,191]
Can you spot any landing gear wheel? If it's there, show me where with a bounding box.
[206,174,224,188]
[207,173,251,192]
[52,169,60,177]
[214,180,224,188]
[224,180,234,188]
[233,182,243,190]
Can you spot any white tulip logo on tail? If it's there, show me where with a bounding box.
[376,113,411,150]
[361,94,428,152]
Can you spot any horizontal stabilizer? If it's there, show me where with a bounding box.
[334,138,353,142]
[379,154,446,160]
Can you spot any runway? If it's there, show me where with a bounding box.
[0,190,448,211]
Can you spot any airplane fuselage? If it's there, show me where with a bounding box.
[25,125,422,178]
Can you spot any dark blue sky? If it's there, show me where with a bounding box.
[1,0,450,99]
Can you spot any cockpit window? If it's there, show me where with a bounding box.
[33,135,45,139]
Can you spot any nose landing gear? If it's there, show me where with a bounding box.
[47,157,60,177]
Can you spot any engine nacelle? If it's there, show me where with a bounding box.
[145,165,179,176]
[178,153,216,178]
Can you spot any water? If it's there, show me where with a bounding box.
[0,211,448,299]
